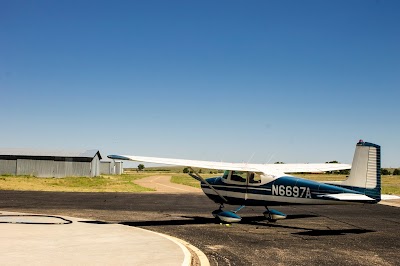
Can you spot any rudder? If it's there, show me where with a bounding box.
[340,140,381,202]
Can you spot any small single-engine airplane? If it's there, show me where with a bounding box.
[108,140,381,223]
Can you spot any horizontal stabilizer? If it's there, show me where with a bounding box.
[318,193,375,201]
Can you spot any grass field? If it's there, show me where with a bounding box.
[379,175,400,195]
[1,172,399,195]
[171,173,216,188]
[0,173,155,192]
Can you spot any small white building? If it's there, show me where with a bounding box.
[0,149,102,177]
[100,160,123,175]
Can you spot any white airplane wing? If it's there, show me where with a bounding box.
[107,155,350,174]
[259,163,351,173]
[107,155,260,172]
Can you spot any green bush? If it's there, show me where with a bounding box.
[381,169,391,175]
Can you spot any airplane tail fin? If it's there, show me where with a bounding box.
[339,140,381,202]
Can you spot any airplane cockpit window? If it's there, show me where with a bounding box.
[230,171,247,182]
[223,171,262,184]
[249,172,262,183]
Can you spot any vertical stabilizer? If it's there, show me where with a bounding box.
[341,140,381,201]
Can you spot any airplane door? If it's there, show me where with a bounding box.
[244,172,252,201]
[229,171,249,203]
[245,172,251,201]
[246,172,261,201]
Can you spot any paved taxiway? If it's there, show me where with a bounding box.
[1,191,399,266]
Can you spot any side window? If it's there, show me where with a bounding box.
[230,171,247,182]
[249,172,262,184]
[222,170,230,179]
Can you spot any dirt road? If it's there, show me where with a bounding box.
[134,175,202,193]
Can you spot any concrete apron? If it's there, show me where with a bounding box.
[0,211,194,266]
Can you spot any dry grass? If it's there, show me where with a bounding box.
[380,175,400,195]
[0,173,155,192]
[1,171,398,195]
[171,173,216,188]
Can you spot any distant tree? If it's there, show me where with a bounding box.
[183,167,189,173]
[381,169,391,175]
[199,169,202,174]
[393,169,400,175]
[338,169,350,175]
[325,161,342,174]
[274,162,285,164]
[137,164,145,171]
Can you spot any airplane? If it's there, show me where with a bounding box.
[108,140,381,223]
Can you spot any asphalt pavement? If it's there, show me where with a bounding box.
[1,190,399,266]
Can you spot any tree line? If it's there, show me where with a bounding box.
[382,168,400,175]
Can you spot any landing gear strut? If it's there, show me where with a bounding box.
[212,204,225,218]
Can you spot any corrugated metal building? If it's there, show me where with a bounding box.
[100,161,123,175]
[0,149,102,177]
[115,161,123,175]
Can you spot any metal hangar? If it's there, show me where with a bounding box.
[0,149,102,177]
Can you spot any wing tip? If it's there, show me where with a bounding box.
[107,155,131,161]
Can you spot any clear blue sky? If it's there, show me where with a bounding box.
[1,0,399,167]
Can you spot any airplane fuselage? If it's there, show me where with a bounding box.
[202,175,379,206]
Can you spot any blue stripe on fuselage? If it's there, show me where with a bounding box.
[204,176,361,196]
[203,176,365,205]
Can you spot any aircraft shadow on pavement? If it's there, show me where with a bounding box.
[292,228,375,236]
[119,215,297,227]
[82,214,375,237]
[247,221,376,236]
[285,214,319,220]
[119,216,217,227]
[119,215,375,237]
[118,214,321,228]
[78,220,110,224]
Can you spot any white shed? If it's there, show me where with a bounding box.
[100,160,123,175]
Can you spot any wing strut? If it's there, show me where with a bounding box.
[189,167,228,203]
